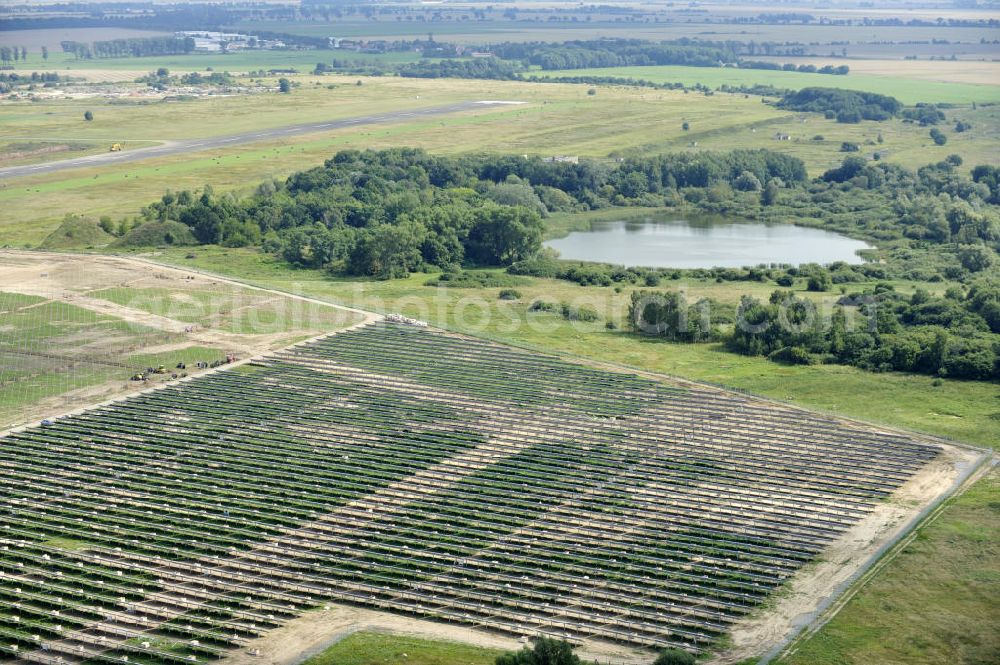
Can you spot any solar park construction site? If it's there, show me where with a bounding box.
[0,283,985,664]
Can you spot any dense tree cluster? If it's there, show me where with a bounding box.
[902,104,946,125]
[0,70,61,93]
[397,57,520,80]
[139,149,556,278]
[631,284,1000,380]
[137,69,235,90]
[777,87,903,122]
[496,637,588,665]
[91,36,195,58]
[742,60,849,75]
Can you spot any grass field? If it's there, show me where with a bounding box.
[0,77,788,244]
[536,65,1000,105]
[302,632,504,665]
[4,75,999,248]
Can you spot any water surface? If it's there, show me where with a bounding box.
[544,218,872,269]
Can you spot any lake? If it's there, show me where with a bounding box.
[544,218,872,269]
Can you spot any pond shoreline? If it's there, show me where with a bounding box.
[544,211,873,269]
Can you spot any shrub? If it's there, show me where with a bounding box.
[498,288,522,300]
[769,345,816,365]
[529,300,557,312]
[653,649,696,665]
[560,303,600,322]
[496,637,583,665]
[807,272,832,292]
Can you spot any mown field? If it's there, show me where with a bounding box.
[536,65,1000,105]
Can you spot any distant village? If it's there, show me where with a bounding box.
[173,30,493,58]
[175,31,285,52]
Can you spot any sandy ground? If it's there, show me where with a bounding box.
[224,604,653,665]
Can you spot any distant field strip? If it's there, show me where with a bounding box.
[0,323,940,662]
[535,66,1000,105]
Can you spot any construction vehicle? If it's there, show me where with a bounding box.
[153,365,167,374]
[130,373,145,382]
[110,142,124,152]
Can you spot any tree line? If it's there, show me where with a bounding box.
[130,148,803,278]
[0,70,61,93]
[0,46,28,66]
[628,283,1000,380]
[60,36,195,60]
[489,39,741,70]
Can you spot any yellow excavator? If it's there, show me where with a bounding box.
[109,142,124,152]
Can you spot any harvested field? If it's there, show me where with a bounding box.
[0,321,978,664]
[749,57,1000,87]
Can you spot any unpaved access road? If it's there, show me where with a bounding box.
[0,100,523,180]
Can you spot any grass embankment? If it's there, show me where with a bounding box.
[302,632,504,665]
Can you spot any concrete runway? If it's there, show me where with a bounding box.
[0,100,521,181]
